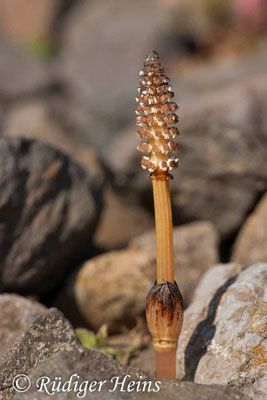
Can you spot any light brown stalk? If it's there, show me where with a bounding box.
[136,50,183,380]
[152,179,174,284]
[155,348,177,379]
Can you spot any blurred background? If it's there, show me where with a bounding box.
[0,0,267,371]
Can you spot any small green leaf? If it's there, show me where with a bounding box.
[75,328,97,349]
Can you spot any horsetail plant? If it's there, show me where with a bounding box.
[136,51,183,379]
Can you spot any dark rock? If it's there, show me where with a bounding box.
[0,137,105,293]
[0,38,51,100]
[232,193,267,265]
[176,263,267,400]
[0,294,46,354]
[14,347,250,399]
[3,99,105,174]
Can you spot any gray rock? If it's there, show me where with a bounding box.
[0,308,80,393]
[129,221,219,307]
[0,38,51,99]
[232,193,267,265]
[176,264,267,400]
[53,0,173,149]
[3,99,105,174]
[0,299,249,400]
[105,51,267,237]
[0,137,105,293]
[14,347,250,399]
[0,294,46,354]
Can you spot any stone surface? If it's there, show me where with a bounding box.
[105,50,267,237]
[74,221,218,331]
[94,187,154,249]
[74,249,155,332]
[0,137,104,293]
[129,221,219,307]
[3,99,104,174]
[0,38,51,99]
[0,308,80,393]
[13,347,250,400]
[0,294,46,354]
[176,263,267,400]
[232,193,267,265]
[0,300,249,400]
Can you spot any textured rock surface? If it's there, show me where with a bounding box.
[0,137,104,293]
[0,294,46,354]
[130,221,219,306]
[74,249,155,331]
[14,348,250,400]
[0,301,249,400]
[0,38,51,99]
[176,264,267,400]
[105,51,267,237]
[0,308,80,393]
[232,193,267,265]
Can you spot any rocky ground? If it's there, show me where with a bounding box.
[0,0,267,399]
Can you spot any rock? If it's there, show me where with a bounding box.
[53,0,175,150]
[232,193,267,265]
[0,294,46,354]
[0,137,105,293]
[14,347,250,399]
[129,342,155,376]
[0,38,51,99]
[3,99,104,174]
[74,221,218,330]
[0,298,249,400]
[176,263,267,400]
[0,308,80,393]
[129,221,219,307]
[94,187,154,249]
[105,50,267,237]
[74,249,155,332]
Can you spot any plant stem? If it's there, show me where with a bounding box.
[152,178,177,378]
[152,179,174,284]
[155,347,177,379]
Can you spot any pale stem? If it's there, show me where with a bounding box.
[152,179,174,284]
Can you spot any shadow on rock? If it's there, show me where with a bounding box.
[183,274,238,381]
